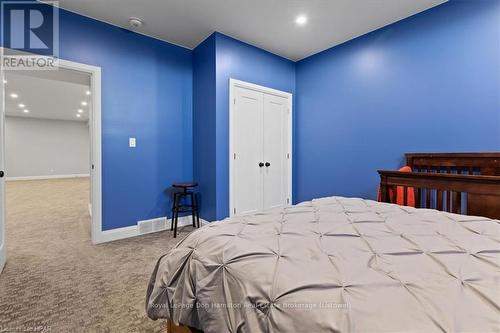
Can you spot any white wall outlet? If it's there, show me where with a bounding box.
[129,137,136,148]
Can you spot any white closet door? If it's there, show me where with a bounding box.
[263,94,289,210]
[233,87,264,215]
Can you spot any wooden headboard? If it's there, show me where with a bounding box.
[379,152,500,219]
[405,152,500,176]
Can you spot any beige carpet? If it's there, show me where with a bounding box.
[0,178,194,332]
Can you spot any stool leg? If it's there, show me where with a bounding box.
[173,194,180,238]
[194,193,200,228]
[190,193,196,227]
[171,193,178,231]
[174,209,179,238]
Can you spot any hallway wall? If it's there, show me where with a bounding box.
[5,117,90,179]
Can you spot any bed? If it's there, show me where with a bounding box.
[146,194,500,332]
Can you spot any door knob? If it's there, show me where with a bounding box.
[259,162,264,168]
[0,171,4,178]
[265,162,271,167]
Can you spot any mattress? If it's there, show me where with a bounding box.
[146,197,500,333]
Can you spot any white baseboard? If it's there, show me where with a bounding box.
[94,217,210,244]
[173,216,209,229]
[6,174,90,181]
[96,225,138,244]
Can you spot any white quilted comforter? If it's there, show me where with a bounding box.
[146,197,500,333]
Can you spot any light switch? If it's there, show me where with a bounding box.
[129,137,137,148]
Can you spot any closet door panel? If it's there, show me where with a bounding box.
[233,87,264,215]
[263,94,288,210]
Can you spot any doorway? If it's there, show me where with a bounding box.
[0,58,102,274]
[229,79,293,217]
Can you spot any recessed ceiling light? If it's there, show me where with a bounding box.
[23,109,29,113]
[18,103,25,108]
[81,101,88,106]
[86,90,91,96]
[10,93,19,99]
[76,114,82,118]
[77,109,84,113]
[296,15,307,26]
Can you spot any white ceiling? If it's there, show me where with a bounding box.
[54,0,447,61]
[5,70,91,122]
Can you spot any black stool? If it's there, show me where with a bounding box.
[171,182,200,238]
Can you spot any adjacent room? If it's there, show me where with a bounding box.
[0,0,499,332]
[4,69,92,255]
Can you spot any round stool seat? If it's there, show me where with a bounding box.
[172,182,198,190]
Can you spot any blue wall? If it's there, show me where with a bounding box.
[295,0,500,203]
[61,11,194,230]
[2,3,194,230]
[214,33,295,220]
[193,34,217,221]
[192,32,295,221]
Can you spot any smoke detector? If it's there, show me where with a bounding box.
[129,17,144,29]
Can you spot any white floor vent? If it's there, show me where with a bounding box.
[138,217,168,235]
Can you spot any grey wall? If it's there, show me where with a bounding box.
[5,116,90,178]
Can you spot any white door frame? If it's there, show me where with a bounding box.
[0,63,5,273]
[0,53,103,254]
[229,78,293,217]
